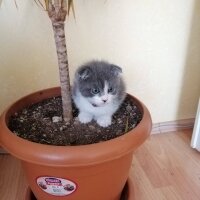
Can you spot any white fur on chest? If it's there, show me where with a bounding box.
[73,91,118,118]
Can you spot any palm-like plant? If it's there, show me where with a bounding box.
[1,0,74,122]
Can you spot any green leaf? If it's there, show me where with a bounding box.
[0,0,75,18]
[34,0,46,10]
[67,0,72,14]
[14,0,18,9]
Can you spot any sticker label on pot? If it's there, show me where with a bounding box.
[37,176,77,196]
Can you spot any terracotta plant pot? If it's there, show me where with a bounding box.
[0,87,152,200]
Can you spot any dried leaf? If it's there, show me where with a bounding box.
[125,117,129,133]
[67,0,75,17]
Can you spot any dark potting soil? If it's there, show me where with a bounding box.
[8,96,142,146]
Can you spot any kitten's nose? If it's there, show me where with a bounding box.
[102,95,108,103]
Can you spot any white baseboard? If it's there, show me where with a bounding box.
[0,118,195,154]
[152,118,194,134]
[191,99,200,151]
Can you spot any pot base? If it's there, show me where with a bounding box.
[25,178,134,200]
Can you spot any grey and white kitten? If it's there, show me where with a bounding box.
[72,60,126,127]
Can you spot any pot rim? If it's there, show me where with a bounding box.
[0,87,152,167]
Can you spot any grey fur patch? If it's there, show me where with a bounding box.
[73,60,126,101]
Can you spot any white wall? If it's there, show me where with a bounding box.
[0,0,200,123]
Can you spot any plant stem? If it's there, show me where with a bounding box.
[48,1,73,122]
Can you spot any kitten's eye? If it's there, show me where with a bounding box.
[108,87,114,93]
[91,88,100,94]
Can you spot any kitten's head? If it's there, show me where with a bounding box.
[74,60,126,107]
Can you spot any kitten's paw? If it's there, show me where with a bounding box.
[78,112,93,124]
[96,116,112,127]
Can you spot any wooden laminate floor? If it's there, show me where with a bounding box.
[0,130,200,200]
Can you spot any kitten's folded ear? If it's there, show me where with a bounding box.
[77,66,91,80]
[110,64,122,76]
